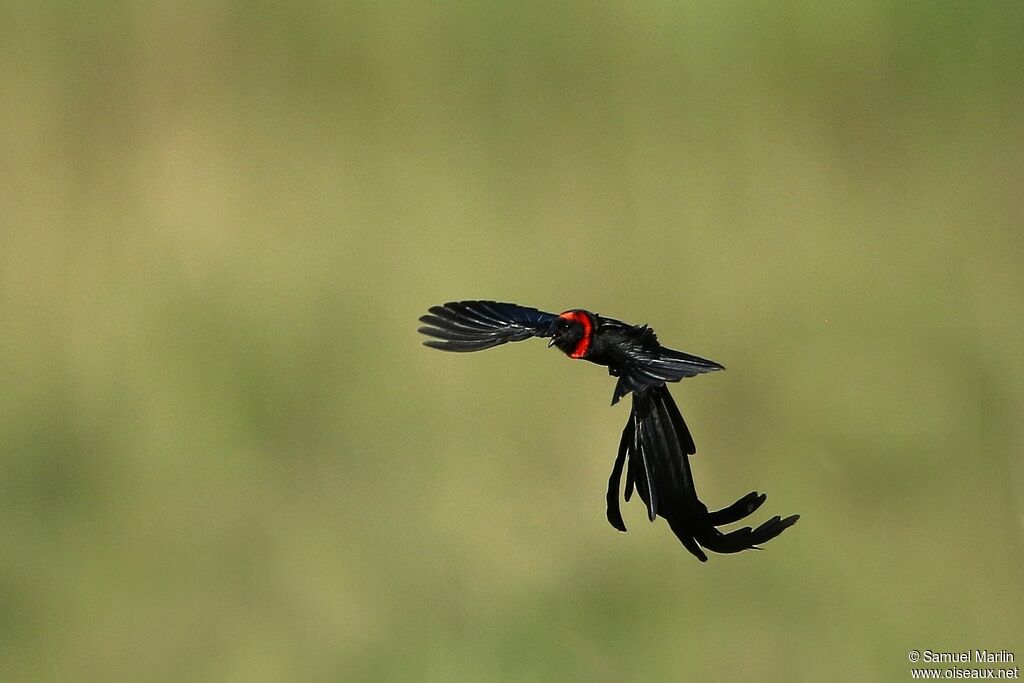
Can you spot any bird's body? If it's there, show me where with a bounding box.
[419,300,798,562]
[550,310,726,404]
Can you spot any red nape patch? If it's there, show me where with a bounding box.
[559,310,593,359]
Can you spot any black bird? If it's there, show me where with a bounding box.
[418,300,798,562]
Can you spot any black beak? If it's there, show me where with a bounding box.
[545,320,561,347]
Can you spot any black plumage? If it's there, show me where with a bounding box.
[419,299,798,562]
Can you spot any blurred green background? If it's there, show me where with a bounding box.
[2,2,1023,681]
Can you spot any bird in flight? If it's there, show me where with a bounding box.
[418,300,798,562]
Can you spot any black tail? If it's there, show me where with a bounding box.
[605,385,799,562]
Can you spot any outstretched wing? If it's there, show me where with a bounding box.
[609,325,725,404]
[419,300,558,352]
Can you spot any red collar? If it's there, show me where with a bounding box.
[558,311,593,358]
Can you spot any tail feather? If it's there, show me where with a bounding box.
[605,423,630,533]
[605,385,799,561]
[707,492,766,526]
[696,514,801,555]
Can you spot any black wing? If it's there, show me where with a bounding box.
[419,300,557,352]
[609,324,725,404]
[606,385,799,562]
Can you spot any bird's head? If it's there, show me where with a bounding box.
[547,310,594,358]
